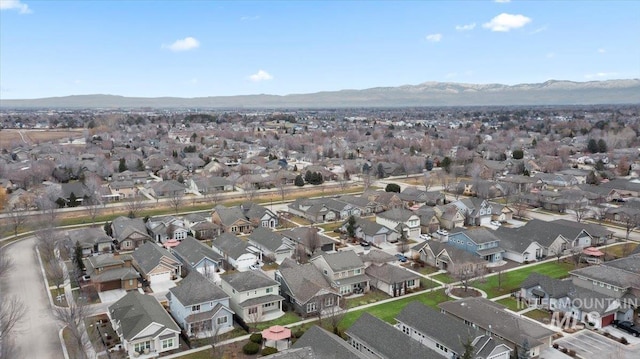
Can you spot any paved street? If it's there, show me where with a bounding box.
[0,237,64,359]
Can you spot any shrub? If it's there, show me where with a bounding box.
[553,344,559,349]
[243,342,260,355]
[250,333,263,344]
[620,337,628,345]
[261,347,278,356]
[294,329,304,338]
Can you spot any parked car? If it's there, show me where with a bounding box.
[249,264,261,271]
[490,221,501,226]
[613,320,640,337]
[436,229,448,236]
[395,253,408,262]
[81,275,91,281]
[360,241,371,248]
[419,234,431,241]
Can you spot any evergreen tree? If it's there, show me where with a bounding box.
[377,163,385,179]
[74,241,85,272]
[118,158,127,172]
[346,215,357,238]
[69,192,79,207]
[597,139,608,153]
[136,158,145,171]
[425,158,434,171]
[587,139,598,153]
[305,170,312,183]
[461,336,475,359]
[441,156,452,173]
[385,183,401,193]
[294,174,305,187]
[512,149,524,159]
[104,221,113,237]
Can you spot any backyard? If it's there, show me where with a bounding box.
[474,261,575,298]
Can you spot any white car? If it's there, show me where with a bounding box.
[249,264,261,271]
[419,234,431,241]
[490,221,501,226]
[436,229,448,236]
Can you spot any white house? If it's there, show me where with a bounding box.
[376,208,420,240]
[211,233,260,272]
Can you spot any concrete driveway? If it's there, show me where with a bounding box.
[98,288,126,303]
[554,329,638,359]
[150,280,176,293]
[0,237,64,359]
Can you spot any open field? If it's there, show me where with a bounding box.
[0,129,85,148]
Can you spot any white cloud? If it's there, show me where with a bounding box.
[426,33,442,42]
[483,13,532,32]
[248,70,273,82]
[162,37,200,52]
[455,23,476,31]
[494,0,511,3]
[584,72,618,79]
[0,0,32,14]
[598,48,606,53]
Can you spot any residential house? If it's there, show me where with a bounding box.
[375,208,420,240]
[111,216,152,251]
[310,251,369,296]
[146,216,189,244]
[434,204,465,231]
[346,313,442,359]
[172,236,223,278]
[132,242,182,285]
[396,301,512,359]
[211,205,253,234]
[281,227,336,257]
[147,180,185,198]
[359,249,397,267]
[60,182,90,205]
[241,201,278,228]
[439,298,556,357]
[211,233,260,272]
[290,325,365,358]
[398,187,444,208]
[452,198,493,226]
[366,191,403,211]
[365,264,420,297]
[275,258,342,317]
[415,206,440,234]
[411,240,486,273]
[445,228,505,265]
[341,217,398,245]
[108,291,181,358]
[189,176,233,194]
[83,253,140,292]
[108,180,137,200]
[67,227,113,256]
[220,270,284,323]
[339,195,383,215]
[494,228,544,263]
[247,227,294,264]
[167,271,234,338]
[534,173,578,187]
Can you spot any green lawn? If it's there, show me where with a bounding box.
[602,242,638,258]
[495,297,525,312]
[174,349,213,359]
[416,266,440,275]
[524,309,552,323]
[338,289,449,330]
[476,261,574,298]
[255,311,301,331]
[420,278,441,290]
[318,222,343,233]
[345,289,391,309]
[432,273,456,284]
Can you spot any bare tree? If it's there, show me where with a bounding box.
[246,307,264,330]
[6,207,29,237]
[572,198,590,223]
[46,260,69,293]
[307,229,321,256]
[396,230,410,255]
[0,248,12,279]
[0,296,26,344]
[319,298,346,335]
[35,225,60,263]
[422,172,433,192]
[454,263,484,292]
[168,190,185,214]
[125,190,146,218]
[242,182,258,202]
[277,172,289,202]
[52,299,94,359]
[83,175,103,225]
[512,195,529,219]
[620,212,640,241]
[569,247,583,268]
[362,171,372,192]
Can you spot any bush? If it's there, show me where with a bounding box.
[294,329,304,338]
[250,333,263,344]
[620,337,628,345]
[261,347,278,356]
[553,343,559,349]
[243,342,260,355]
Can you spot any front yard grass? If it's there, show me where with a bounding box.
[255,311,301,331]
[415,265,439,275]
[317,222,343,233]
[524,309,552,323]
[420,277,440,290]
[602,242,638,258]
[288,215,312,226]
[495,297,524,312]
[432,272,456,284]
[51,287,68,307]
[338,289,450,330]
[475,261,574,298]
[174,349,214,359]
[346,289,391,309]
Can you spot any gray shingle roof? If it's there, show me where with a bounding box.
[570,259,640,288]
[346,313,442,359]
[396,301,480,355]
[173,236,222,267]
[365,263,420,283]
[520,273,574,298]
[277,261,337,304]
[353,217,393,237]
[492,219,578,248]
[168,270,228,306]
[291,325,365,359]
[222,270,279,292]
[211,233,250,260]
[108,291,180,341]
[319,250,364,272]
[131,242,180,275]
[111,216,150,243]
[450,227,501,245]
[248,227,289,253]
[212,205,250,227]
[359,249,396,264]
[377,208,416,222]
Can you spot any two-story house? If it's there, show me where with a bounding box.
[211,205,253,235]
[375,208,420,240]
[211,233,260,272]
[220,270,284,323]
[281,227,336,258]
[445,228,505,265]
[241,202,278,229]
[172,236,223,278]
[167,271,234,338]
[310,251,369,296]
[340,217,398,245]
[275,258,343,318]
[452,198,494,226]
[247,227,294,264]
[111,216,152,251]
[83,253,140,292]
[108,292,181,358]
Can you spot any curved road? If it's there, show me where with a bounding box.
[0,237,63,359]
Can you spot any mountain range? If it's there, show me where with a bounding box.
[1,79,638,109]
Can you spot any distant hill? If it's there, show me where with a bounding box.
[1,79,639,109]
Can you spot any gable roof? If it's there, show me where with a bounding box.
[131,242,180,275]
[211,233,252,260]
[173,236,223,267]
[346,313,442,359]
[520,273,574,298]
[365,263,419,283]
[359,249,396,265]
[277,261,338,304]
[248,227,291,253]
[377,208,416,222]
[108,291,180,341]
[396,301,480,355]
[212,205,250,227]
[450,227,501,245]
[291,325,364,359]
[111,216,150,243]
[316,250,364,272]
[352,217,394,237]
[168,271,229,306]
[492,219,576,248]
[222,270,279,292]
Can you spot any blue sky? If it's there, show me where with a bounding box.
[1,0,639,99]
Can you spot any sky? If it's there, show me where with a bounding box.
[1,0,639,99]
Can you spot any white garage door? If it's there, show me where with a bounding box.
[148,272,171,283]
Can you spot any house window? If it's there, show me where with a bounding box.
[161,338,174,350]
[263,302,275,309]
[325,297,334,306]
[231,226,237,232]
[192,304,200,312]
[307,302,317,312]
[217,316,228,325]
[129,279,133,286]
[248,307,258,315]
[266,287,273,294]
[407,279,415,287]
[354,269,362,275]
[134,341,151,353]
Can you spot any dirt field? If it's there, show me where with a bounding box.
[0,129,85,149]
